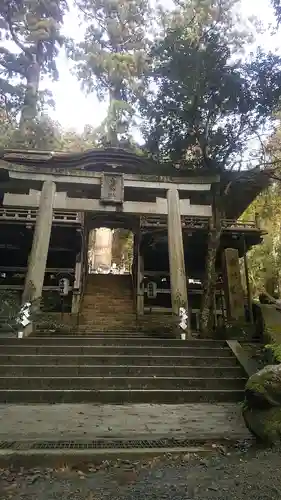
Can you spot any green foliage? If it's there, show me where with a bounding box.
[0,107,17,147]
[0,0,67,124]
[216,320,255,341]
[265,344,281,364]
[0,104,102,151]
[70,0,151,145]
[142,0,281,169]
[0,290,20,319]
[241,182,281,298]
[243,117,281,297]
[138,0,281,334]
[112,229,133,271]
[272,0,281,24]
[59,125,98,151]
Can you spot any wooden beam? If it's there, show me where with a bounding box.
[7,169,215,190]
[4,192,212,217]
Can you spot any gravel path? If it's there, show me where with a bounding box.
[1,446,281,499]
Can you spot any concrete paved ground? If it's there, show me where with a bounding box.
[0,403,251,441]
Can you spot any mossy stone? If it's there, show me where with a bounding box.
[245,364,281,409]
[244,407,281,444]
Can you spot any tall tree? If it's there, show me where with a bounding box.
[70,0,151,146]
[241,186,281,298]
[142,0,281,334]
[0,0,67,131]
[242,116,281,299]
[60,124,99,151]
[0,105,17,148]
[272,0,281,24]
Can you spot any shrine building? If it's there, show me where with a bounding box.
[0,148,268,336]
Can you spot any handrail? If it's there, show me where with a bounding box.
[222,219,257,229]
[140,216,259,230]
[0,208,82,224]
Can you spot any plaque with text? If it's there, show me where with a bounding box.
[100,173,124,204]
[223,248,245,320]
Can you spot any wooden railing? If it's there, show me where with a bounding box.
[0,208,82,224]
[140,215,259,230]
[221,219,258,230]
[0,285,74,291]
[0,209,258,230]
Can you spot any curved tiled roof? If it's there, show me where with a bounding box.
[0,147,271,221]
[0,147,160,174]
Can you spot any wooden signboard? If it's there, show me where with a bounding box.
[101,173,124,204]
[223,248,245,320]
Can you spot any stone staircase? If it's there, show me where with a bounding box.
[79,274,137,332]
[0,334,247,403]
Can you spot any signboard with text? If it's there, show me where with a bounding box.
[101,173,124,204]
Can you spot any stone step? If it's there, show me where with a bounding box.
[78,317,137,323]
[0,345,233,357]
[81,309,134,314]
[81,309,135,314]
[82,301,134,307]
[0,337,227,347]
[0,354,239,366]
[0,388,245,404]
[0,376,247,391]
[82,295,133,301]
[32,331,149,337]
[78,315,137,320]
[0,364,244,378]
[0,335,246,405]
[78,324,139,331]
[83,292,132,296]
[79,314,136,318]
[85,276,131,285]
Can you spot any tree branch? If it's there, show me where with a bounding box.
[6,8,32,59]
[0,49,26,76]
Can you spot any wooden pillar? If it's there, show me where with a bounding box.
[167,188,190,336]
[72,250,82,314]
[137,249,144,317]
[243,236,254,324]
[213,293,217,328]
[222,248,245,321]
[22,181,56,304]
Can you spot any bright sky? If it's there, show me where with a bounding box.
[44,0,280,133]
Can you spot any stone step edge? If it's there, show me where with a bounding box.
[0,444,253,468]
[0,388,245,393]
[0,354,235,359]
[0,337,225,341]
[0,376,247,381]
[0,364,241,369]
[0,346,231,351]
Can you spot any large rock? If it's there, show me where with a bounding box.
[244,407,281,444]
[245,364,281,409]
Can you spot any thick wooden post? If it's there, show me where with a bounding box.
[222,248,245,321]
[136,230,144,318]
[243,236,254,324]
[22,181,56,303]
[167,188,190,336]
[72,253,82,314]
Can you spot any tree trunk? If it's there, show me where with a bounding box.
[200,189,222,336]
[107,86,122,147]
[19,56,40,131]
[265,277,277,298]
